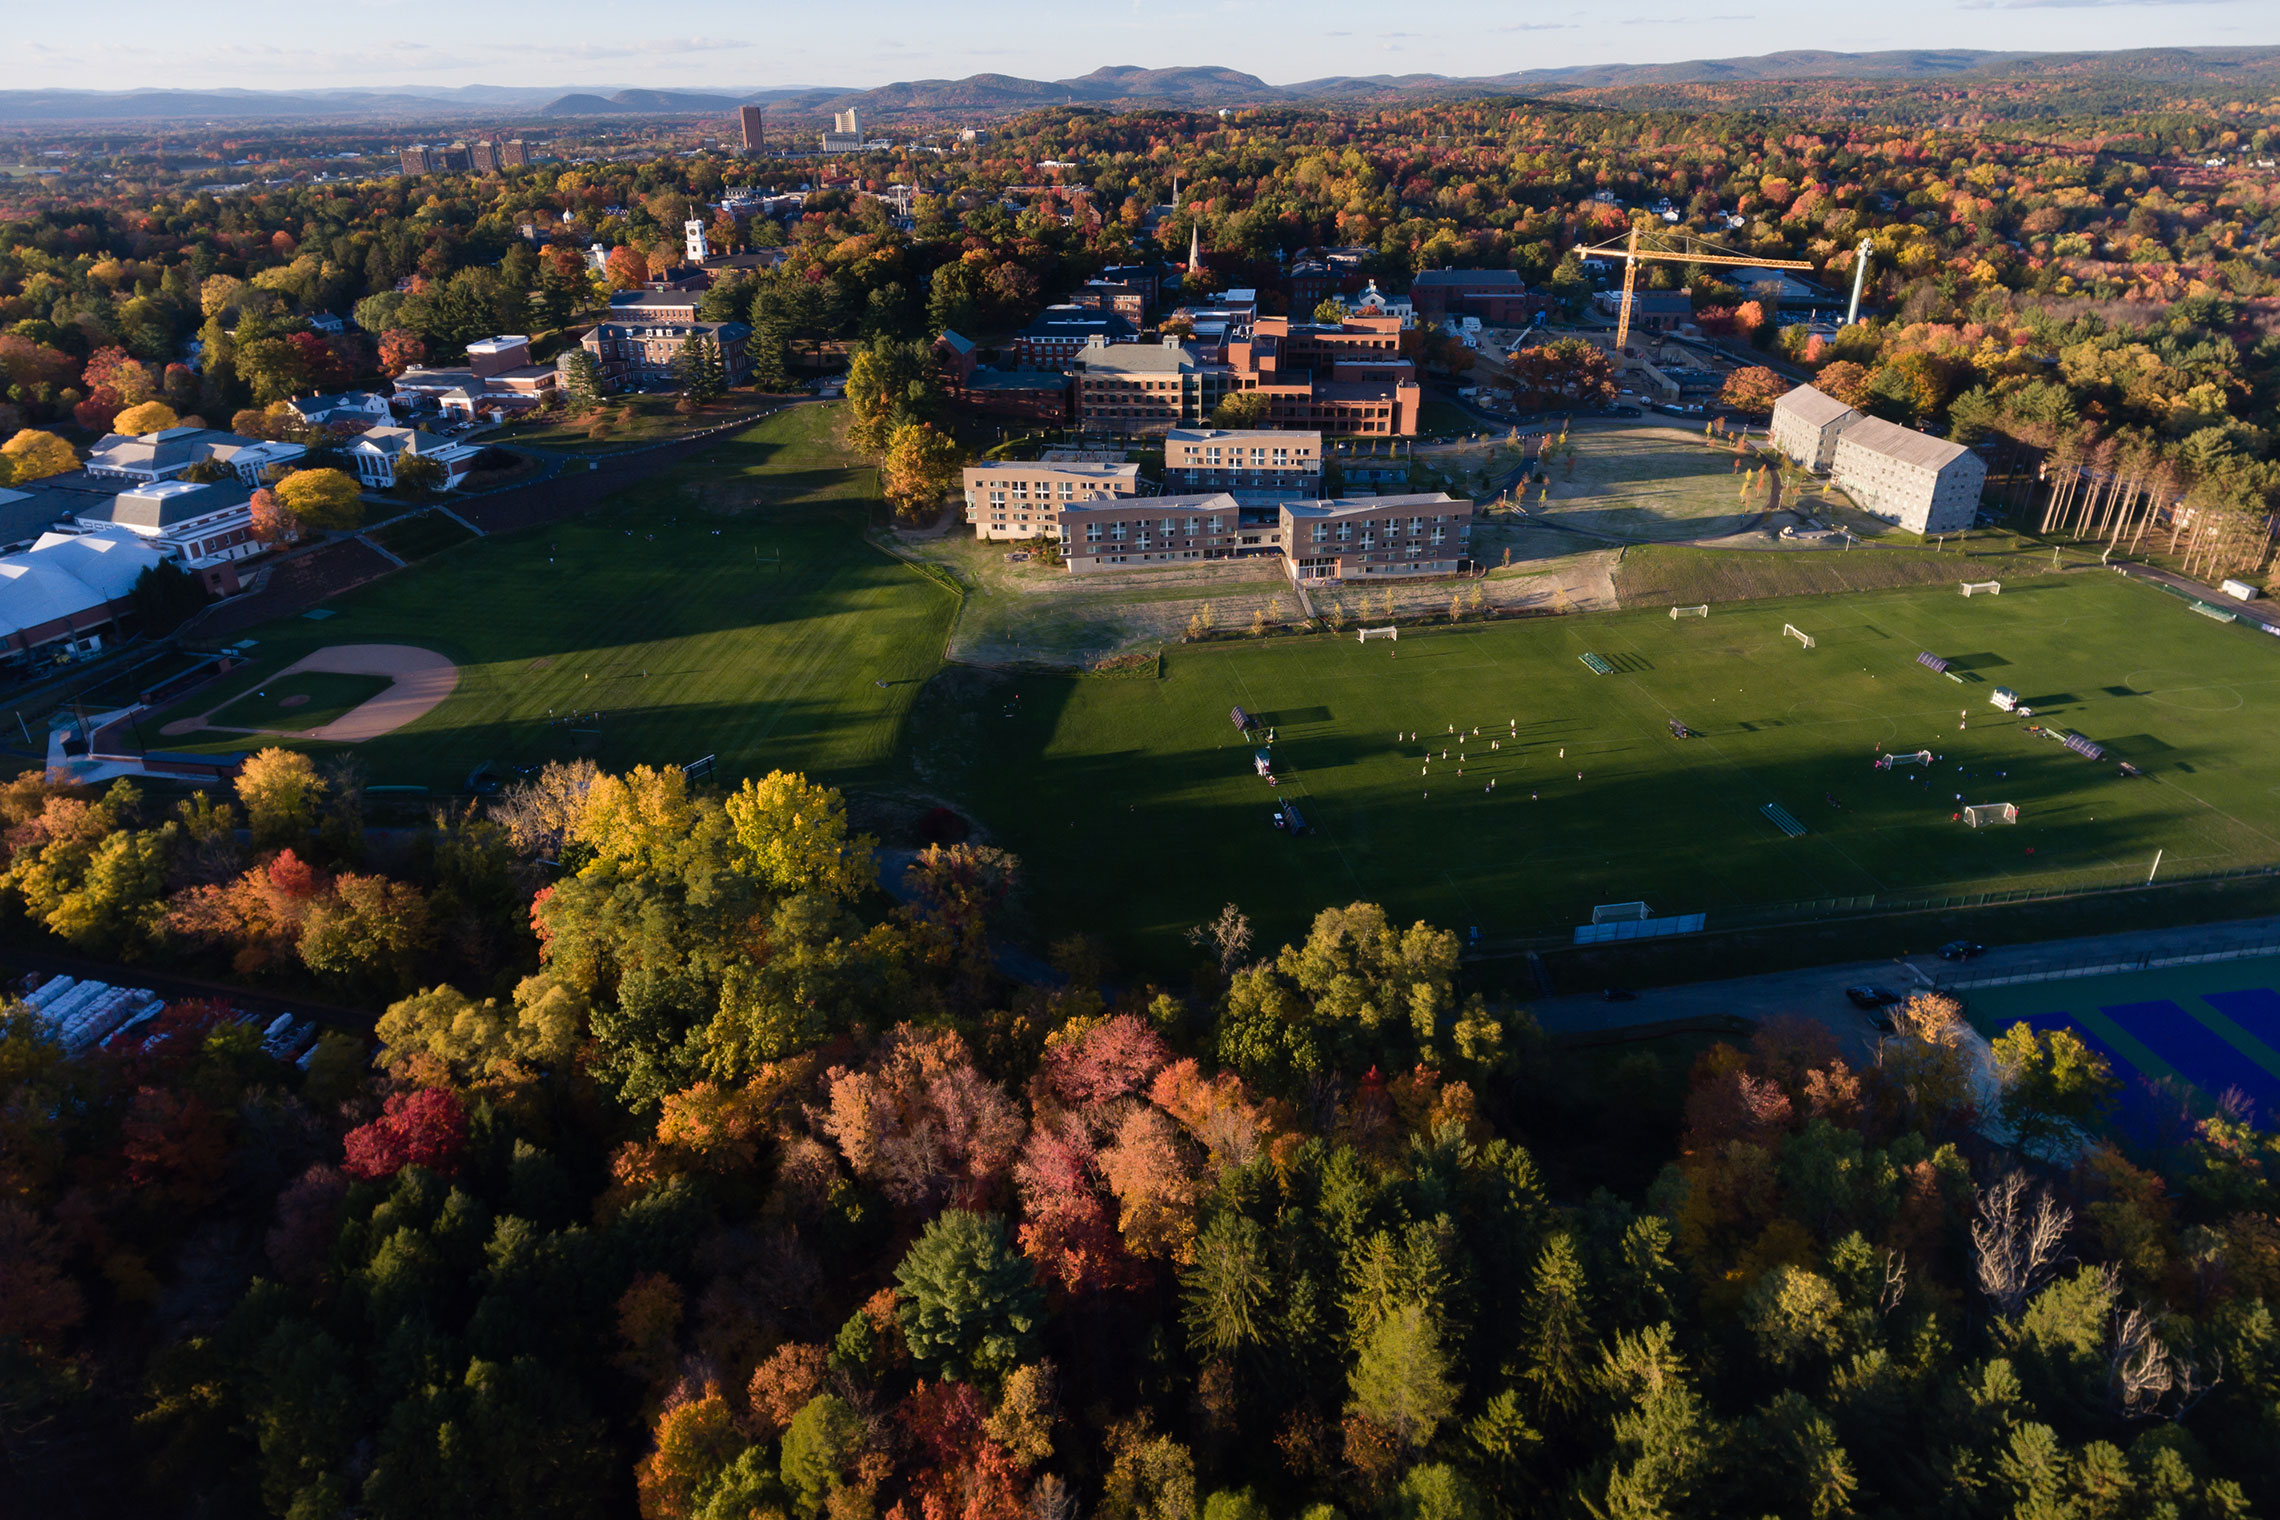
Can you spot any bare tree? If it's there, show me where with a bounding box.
[2108,1300,2220,1421]
[1877,1249,1910,1318]
[1030,1474,1079,1520]
[1971,1169,2073,1320]
[1187,902,1253,975]
[487,758,599,861]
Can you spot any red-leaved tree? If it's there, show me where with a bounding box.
[342,1087,468,1179]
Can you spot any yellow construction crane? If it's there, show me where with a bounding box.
[1574,226,1815,352]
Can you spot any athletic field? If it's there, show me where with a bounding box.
[1965,955,2280,1129]
[921,574,2280,959]
[146,406,958,790]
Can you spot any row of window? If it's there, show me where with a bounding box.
[1083,516,1230,541]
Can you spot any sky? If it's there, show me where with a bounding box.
[5,0,2275,92]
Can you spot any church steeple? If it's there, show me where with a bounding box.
[1187,220,1204,275]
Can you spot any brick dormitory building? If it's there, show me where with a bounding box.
[1057,492,1470,577]
[1072,313,1419,437]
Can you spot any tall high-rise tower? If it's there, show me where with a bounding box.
[737,104,764,149]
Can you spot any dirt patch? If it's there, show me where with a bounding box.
[279,694,311,709]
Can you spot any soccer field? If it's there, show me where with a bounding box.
[147,406,959,790]
[924,574,2280,960]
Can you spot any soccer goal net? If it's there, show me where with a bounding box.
[1960,580,2002,597]
[1784,623,1816,649]
[1670,604,1709,620]
[1964,802,2020,827]
[1358,626,1398,643]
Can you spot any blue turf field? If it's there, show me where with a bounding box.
[1966,955,2280,1128]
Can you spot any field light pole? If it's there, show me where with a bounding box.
[2147,849,2164,885]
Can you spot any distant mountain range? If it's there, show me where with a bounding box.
[3,47,2276,125]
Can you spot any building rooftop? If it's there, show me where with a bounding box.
[1020,306,1137,342]
[967,460,1138,482]
[1836,416,1973,472]
[85,427,242,475]
[1165,428,1324,447]
[1414,268,1525,288]
[91,480,255,532]
[963,369,1069,392]
[0,531,166,637]
[1283,491,1469,520]
[1076,340,1218,375]
[1774,384,1861,429]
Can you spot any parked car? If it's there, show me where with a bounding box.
[1938,941,1986,961]
[1603,404,1643,418]
[1845,985,1901,1010]
[1601,986,1636,1003]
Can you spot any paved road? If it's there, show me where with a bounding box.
[2114,563,2280,634]
[1526,912,2280,1056]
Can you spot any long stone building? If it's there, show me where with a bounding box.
[1828,417,1986,536]
[1769,383,1984,536]
[1768,384,1863,472]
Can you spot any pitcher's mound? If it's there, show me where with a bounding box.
[279,694,311,709]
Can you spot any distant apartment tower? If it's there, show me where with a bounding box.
[398,145,435,176]
[822,108,865,152]
[465,140,502,174]
[738,104,765,149]
[500,139,530,168]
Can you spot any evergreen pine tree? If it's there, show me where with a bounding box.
[1516,1233,1597,1425]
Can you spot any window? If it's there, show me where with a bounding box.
[1206,516,1224,533]
[1086,525,1103,542]
[1110,523,1126,541]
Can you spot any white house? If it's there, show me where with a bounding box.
[347,427,483,490]
[286,391,394,430]
[68,479,264,594]
[1350,280,1415,329]
[83,426,305,487]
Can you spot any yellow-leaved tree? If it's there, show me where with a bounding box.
[879,420,963,524]
[273,467,364,533]
[235,747,327,850]
[570,763,699,873]
[109,401,180,436]
[1,429,78,484]
[723,770,875,902]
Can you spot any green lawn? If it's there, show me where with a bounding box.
[152,405,958,790]
[1609,536,2070,606]
[367,509,479,562]
[906,573,2280,963]
[486,393,783,456]
[210,672,393,731]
